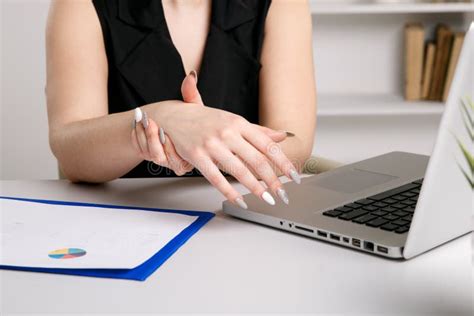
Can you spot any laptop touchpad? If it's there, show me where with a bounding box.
[314,168,398,194]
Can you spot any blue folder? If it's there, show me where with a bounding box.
[0,196,215,281]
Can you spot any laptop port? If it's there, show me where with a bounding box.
[317,230,327,238]
[377,246,388,254]
[330,234,340,241]
[352,238,361,247]
[295,225,314,233]
[280,221,283,226]
[342,237,350,243]
[364,241,374,252]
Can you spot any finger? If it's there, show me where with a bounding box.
[135,122,152,161]
[210,146,276,206]
[181,71,204,105]
[131,128,145,159]
[170,144,194,173]
[145,119,168,167]
[241,128,301,184]
[193,155,248,208]
[162,134,193,176]
[230,138,285,204]
[252,124,287,143]
[182,164,195,174]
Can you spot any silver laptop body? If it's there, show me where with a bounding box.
[223,23,473,259]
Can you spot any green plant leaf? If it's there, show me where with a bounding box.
[461,98,474,129]
[455,96,474,189]
[466,96,474,112]
[455,137,474,175]
[460,113,474,142]
[457,162,474,189]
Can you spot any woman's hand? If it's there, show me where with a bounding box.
[146,73,302,208]
[130,72,288,178]
[129,72,200,176]
[131,113,194,176]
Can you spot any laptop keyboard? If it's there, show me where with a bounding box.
[322,179,423,234]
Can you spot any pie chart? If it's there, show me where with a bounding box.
[48,248,87,259]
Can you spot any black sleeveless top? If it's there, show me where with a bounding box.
[92,0,272,177]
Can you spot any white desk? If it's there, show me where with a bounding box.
[1,179,472,314]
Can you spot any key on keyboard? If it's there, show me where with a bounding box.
[322,179,423,234]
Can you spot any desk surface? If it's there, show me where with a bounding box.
[1,179,472,314]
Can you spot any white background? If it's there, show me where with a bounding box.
[1,0,55,179]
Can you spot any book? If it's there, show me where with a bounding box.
[421,42,436,100]
[429,24,454,101]
[442,32,465,102]
[404,23,425,101]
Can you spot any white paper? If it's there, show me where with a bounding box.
[0,198,198,269]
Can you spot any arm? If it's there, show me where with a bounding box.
[259,0,317,171]
[46,0,190,182]
[46,0,142,182]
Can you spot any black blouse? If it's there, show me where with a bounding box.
[92,0,272,177]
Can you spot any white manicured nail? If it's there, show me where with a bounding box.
[261,191,275,206]
[277,188,289,205]
[289,169,301,184]
[134,108,143,123]
[235,198,248,209]
[159,127,166,145]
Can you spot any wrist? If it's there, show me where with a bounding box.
[142,100,180,127]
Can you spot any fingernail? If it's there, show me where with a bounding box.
[141,111,149,129]
[134,108,143,123]
[277,130,295,137]
[261,191,276,206]
[289,169,301,184]
[159,127,166,145]
[277,188,289,205]
[235,198,248,209]
[190,70,198,84]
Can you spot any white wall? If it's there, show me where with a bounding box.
[1,0,56,180]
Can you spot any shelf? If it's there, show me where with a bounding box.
[310,1,474,15]
[317,94,445,117]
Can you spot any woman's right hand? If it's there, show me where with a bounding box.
[131,113,194,176]
[145,73,301,208]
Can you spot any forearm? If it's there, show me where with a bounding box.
[50,109,140,182]
[258,0,316,176]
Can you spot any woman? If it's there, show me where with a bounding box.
[46,0,316,208]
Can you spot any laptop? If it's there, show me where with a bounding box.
[223,23,473,259]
